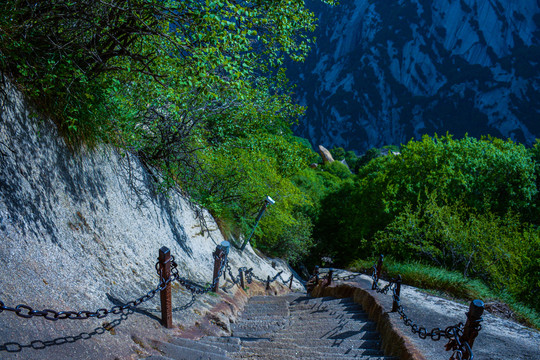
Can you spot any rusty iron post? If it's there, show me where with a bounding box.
[325,269,333,287]
[376,254,384,280]
[239,268,246,290]
[372,254,384,290]
[212,241,230,293]
[392,275,402,312]
[460,299,485,358]
[288,274,293,289]
[266,275,271,290]
[158,247,173,328]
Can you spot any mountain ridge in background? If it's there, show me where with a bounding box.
[288,0,540,154]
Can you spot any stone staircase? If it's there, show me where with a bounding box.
[147,293,398,360]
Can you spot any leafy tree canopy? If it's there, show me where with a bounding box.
[0,0,335,262]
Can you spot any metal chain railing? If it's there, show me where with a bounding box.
[309,256,484,360]
[0,241,297,334]
[0,259,179,321]
[169,252,228,295]
[226,265,291,290]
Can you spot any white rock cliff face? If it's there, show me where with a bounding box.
[0,78,299,359]
[289,0,540,153]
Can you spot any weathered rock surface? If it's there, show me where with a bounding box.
[0,77,300,359]
[318,145,335,163]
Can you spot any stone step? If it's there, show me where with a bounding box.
[151,340,232,360]
[289,303,363,312]
[275,321,377,334]
[199,336,242,353]
[273,329,381,341]
[289,306,365,314]
[164,293,398,360]
[169,338,228,356]
[232,318,290,327]
[233,348,397,360]
[237,336,382,349]
[233,329,380,342]
[289,313,370,322]
[289,296,357,305]
[239,306,289,317]
[237,339,384,356]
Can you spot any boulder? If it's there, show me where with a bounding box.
[318,145,334,163]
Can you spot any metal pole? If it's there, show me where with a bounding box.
[392,275,402,312]
[158,247,173,328]
[240,268,246,290]
[314,266,320,283]
[326,269,333,286]
[212,241,230,293]
[372,254,384,290]
[240,202,269,251]
[460,299,485,359]
[288,274,293,289]
[266,275,271,290]
[376,254,384,279]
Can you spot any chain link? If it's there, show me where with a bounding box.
[278,272,294,285]
[332,272,362,281]
[1,248,296,324]
[173,252,228,295]
[315,261,478,360]
[0,258,183,321]
[0,311,132,352]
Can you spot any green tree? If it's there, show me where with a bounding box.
[314,134,538,266]
[1,0,336,260]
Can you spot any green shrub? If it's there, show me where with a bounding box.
[373,195,540,311]
[324,161,352,179]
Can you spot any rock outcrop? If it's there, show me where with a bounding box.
[318,145,335,163]
[289,0,540,153]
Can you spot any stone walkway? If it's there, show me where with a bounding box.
[148,293,398,359]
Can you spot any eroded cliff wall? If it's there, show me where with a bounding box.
[0,77,298,359]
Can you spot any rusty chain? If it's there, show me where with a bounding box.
[221,265,291,289]
[1,245,295,324]
[315,261,479,360]
[172,251,228,295]
[0,258,181,321]
[0,311,132,352]
[278,272,294,285]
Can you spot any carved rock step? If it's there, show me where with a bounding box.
[236,339,385,356]
[232,349,397,360]
[290,312,370,321]
[235,337,382,349]
[227,294,397,360]
[199,336,242,353]
[150,293,399,360]
[233,323,379,340]
[150,339,232,360]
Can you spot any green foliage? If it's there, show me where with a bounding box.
[359,134,537,219]
[314,134,540,313]
[337,134,538,247]
[1,0,336,262]
[374,195,540,309]
[323,161,352,179]
[329,147,359,171]
[355,147,382,170]
[329,147,346,160]
[350,258,493,300]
